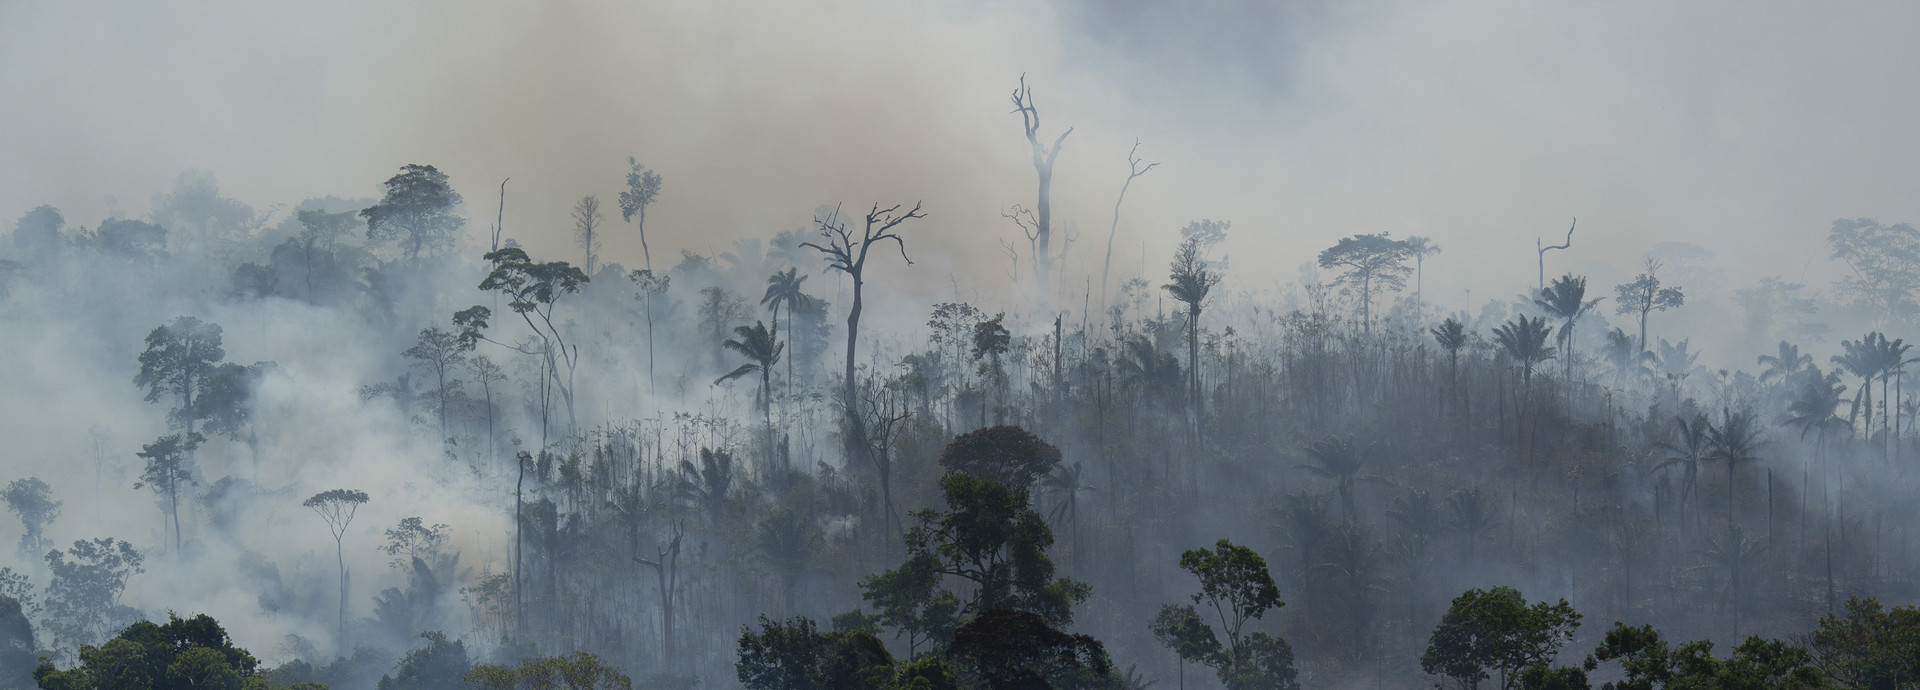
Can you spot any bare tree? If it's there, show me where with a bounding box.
[635,522,683,673]
[802,202,926,464]
[1011,74,1071,298]
[571,195,603,275]
[1102,139,1157,315]
[1536,218,1575,291]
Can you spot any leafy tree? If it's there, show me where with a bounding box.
[376,631,470,690]
[735,615,895,690]
[135,316,227,439]
[0,594,34,689]
[194,361,274,474]
[1757,341,1813,385]
[717,321,784,457]
[41,538,144,650]
[877,470,1087,628]
[1807,596,1920,689]
[947,608,1111,690]
[618,157,664,271]
[1165,234,1223,408]
[859,551,961,657]
[1705,410,1763,527]
[135,432,203,553]
[1157,539,1297,690]
[762,268,811,399]
[1317,233,1412,334]
[1827,218,1920,323]
[1654,414,1711,532]
[677,448,734,526]
[33,613,265,690]
[1535,273,1601,383]
[1298,436,1369,521]
[464,247,589,436]
[466,652,632,690]
[971,313,1012,423]
[303,489,369,648]
[1832,333,1882,435]
[1421,586,1581,690]
[13,204,63,257]
[1586,621,1830,690]
[89,218,169,262]
[403,327,471,449]
[381,517,451,573]
[1613,258,1685,354]
[757,510,818,615]
[3,477,59,559]
[938,426,1063,493]
[360,164,464,264]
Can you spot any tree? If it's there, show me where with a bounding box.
[1535,273,1602,384]
[1407,235,1442,305]
[618,158,664,272]
[464,247,590,435]
[1157,539,1299,690]
[1827,218,1920,323]
[859,549,960,658]
[1421,586,1581,690]
[377,631,471,690]
[41,538,144,649]
[571,195,604,275]
[90,218,169,262]
[947,608,1110,690]
[1433,317,1469,413]
[1165,234,1224,413]
[1589,621,1830,690]
[1808,596,1920,689]
[3,477,59,559]
[13,204,63,257]
[1010,74,1072,297]
[634,523,683,673]
[1613,258,1685,354]
[1317,233,1412,334]
[465,652,633,690]
[195,361,274,475]
[757,511,819,615]
[762,267,811,401]
[0,594,33,689]
[1100,139,1158,314]
[1492,315,1555,412]
[971,313,1012,423]
[1831,334,1881,437]
[735,615,895,690]
[1535,219,1575,291]
[938,426,1062,492]
[1655,413,1712,532]
[304,488,369,649]
[1298,436,1369,521]
[135,433,203,554]
[717,321,784,460]
[403,327,472,450]
[361,164,464,265]
[628,269,671,396]
[135,316,227,440]
[1706,410,1763,527]
[33,612,265,690]
[802,202,925,465]
[1757,341,1813,385]
[874,470,1088,629]
[677,448,734,526]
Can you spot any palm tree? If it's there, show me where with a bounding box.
[1406,235,1441,305]
[1697,524,1766,637]
[761,268,810,400]
[1706,410,1763,526]
[716,321,784,462]
[1493,315,1555,446]
[676,448,733,526]
[1832,334,1880,437]
[1870,334,1910,454]
[1298,436,1368,520]
[1655,413,1711,532]
[1041,461,1093,568]
[1535,273,1602,383]
[1446,487,1497,566]
[1603,327,1653,389]
[1163,236,1222,415]
[1275,491,1331,587]
[1756,341,1812,385]
[1656,338,1703,402]
[1118,337,1184,406]
[1431,317,1468,413]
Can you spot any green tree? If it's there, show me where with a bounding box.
[1421,586,1581,690]
[1587,621,1830,690]
[1808,596,1920,689]
[360,164,463,265]
[859,552,961,658]
[135,433,203,554]
[735,615,895,690]
[762,267,811,401]
[1317,233,1412,334]
[12,204,63,257]
[938,426,1062,492]
[376,632,469,690]
[947,608,1110,690]
[33,613,263,690]
[41,538,143,649]
[971,313,1012,423]
[1433,317,1469,413]
[135,316,227,440]
[1156,539,1298,690]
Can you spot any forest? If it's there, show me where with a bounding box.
[6,3,1920,690]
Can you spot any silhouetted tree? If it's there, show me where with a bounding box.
[1421,586,1580,690]
[1010,74,1071,297]
[1317,233,1412,334]
[2,477,59,559]
[619,158,664,272]
[1534,273,1601,383]
[1165,235,1223,413]
[570,195,603,276]
[135,433,202,554]
[304,488,368,649]
[802,202,924,465]
[1101,139,1158,314]
[361,164,464,265]
[1614,258,1685,353]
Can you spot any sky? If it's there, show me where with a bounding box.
[4,0,1920,311]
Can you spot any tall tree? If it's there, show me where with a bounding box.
[1298,436,1369,521]
[134,433,202,555]
[971,313,1011,424]
[635,523,683,673]
[2,478,59,559]
[1492,315,1555,405]
[12,204,63,258]
[1406,235,1441,305]
[1656,413,1712,532]
[1832,334,1881,436]
[1317,233,1412,334]
[403,327,472,451]
[570,195,604,275]
[1535,218,1575,291]
[1534,273,1601,384]
[1164,539,1297,690]
[360,164,464,265]
[1706,410,1763,526]
[1421,586,1581,690]
[1101,139,1158,314]
[762,268,810,402]
[304,489,369,650]
[1827,218,1920,324]
[717,321,784,461]
[1432,317,1468,414]
[1165,235,1223,414]
[618,158,664,272]
[628,269,671,397]
[1010,74,1071,298]
[40,538,144,649]
[873,471,1088,628]
[461,248,590,437]
[1613,258,1686,354]
[135,316,227,441]
[802,202,925,465]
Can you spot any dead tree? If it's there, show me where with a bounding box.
[1101,139,1157,314]
[1011,74,1071,299]
[1537,218,1576,291]
[802,202,926,466]
[635,522,683,673]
